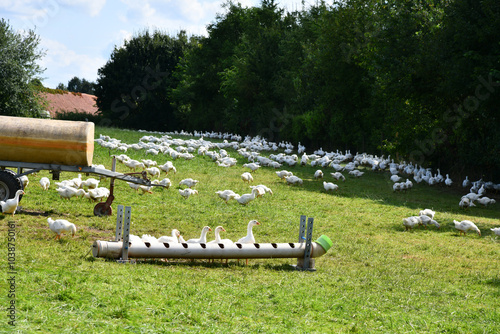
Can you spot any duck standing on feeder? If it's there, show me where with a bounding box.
[237,220,260,265]
[187,226,212,243]
[158,229,181,243]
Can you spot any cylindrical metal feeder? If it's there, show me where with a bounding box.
[92,238,332,260]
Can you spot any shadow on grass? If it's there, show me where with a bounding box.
[96,257,299,271]
[273,164,500,221]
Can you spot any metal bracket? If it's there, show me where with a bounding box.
[121,206,132,261]
[298,215,307,243]
[294,216,316,271]
[115,205,124,241]
[114,205,132,263]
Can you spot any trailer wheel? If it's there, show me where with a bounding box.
[94,202,112,216]
[0,170,24,207]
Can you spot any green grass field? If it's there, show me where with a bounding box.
[1,126,499,333]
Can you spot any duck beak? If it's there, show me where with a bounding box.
[256,221,260,225]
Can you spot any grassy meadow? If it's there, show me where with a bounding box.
[1,125,500,333]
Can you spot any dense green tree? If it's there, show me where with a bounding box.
[95,30,197,130]
[172,2,250,132]
[0,19,46,117]
[67,76,95,94]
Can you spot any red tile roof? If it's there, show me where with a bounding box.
[41,92,98,117]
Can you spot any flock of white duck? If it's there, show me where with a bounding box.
[3,129,499,244]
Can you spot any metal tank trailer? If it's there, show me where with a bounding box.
[0,116,162,216]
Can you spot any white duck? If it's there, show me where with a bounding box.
[419,209,436,219]
[459,196,475,209]
[124,159,145,171]
[237,220,260,244]
[276,170,293,181]
[146,167,161,178]
[39,177,50,190]
[47,217,76,240]
[0,190,24,216]
[445,174,453,186]
[139,185,154,194]
[158,229,181,243]
[152,178,171,189]
[235,188,259,205]
[285,175,303,186]
[323,181,338,192]
[179,188,198,199]
[314,170,324,180]
[349,170,364,177]
[70,174,83,188]
[453,220,481,236]
[476,197,496,206]
[490,227,500,236]
[127,182,141,192]
[84,187,110,202]
[403,216,420,231]
[243,162,260,173]
[141,234,158,243]
[251,185,273,196]
[418,215,440,229]
[462,176,470,188]
[241,172,254,184]
[208,226,233,245]
[20,175,29,188]
[159,161,177,175]
[330,172,345,182]
[187,226,212,243]
[216,190,240,204]
[56,186,85,200]
[82,178,99,189]
[237,220,260,265]
[390,174,401,183]
[179,178,199,188]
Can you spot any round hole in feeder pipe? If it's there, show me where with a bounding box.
[254,243,260,249]
[163,243,170,248]
[289,243,295,248]
[200,243,206,249]
[182,243,188,249]
[271,243,277,248]
[218,244,225,249]
[145,242,151,248]
[236,243,242,249]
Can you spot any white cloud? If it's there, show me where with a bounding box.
[38,38,107,87]
[59,0,107,17]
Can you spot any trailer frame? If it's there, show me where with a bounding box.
[0,157,160,216]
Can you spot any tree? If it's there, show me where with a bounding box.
[95,30,197,130]
[0,19,46,117]
[67,76,95,94]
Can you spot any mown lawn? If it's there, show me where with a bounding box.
[1,125,499,333]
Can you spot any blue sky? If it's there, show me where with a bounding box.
[1,0,308,89]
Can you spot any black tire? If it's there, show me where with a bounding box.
[0,170,24,209]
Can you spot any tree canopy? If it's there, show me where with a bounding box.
[95,30,198,131]
[93,0,500,179]
[0,19,46,117]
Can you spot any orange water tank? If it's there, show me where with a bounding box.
[0,116,94,166]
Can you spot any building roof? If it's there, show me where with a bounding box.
[42,92,98,117]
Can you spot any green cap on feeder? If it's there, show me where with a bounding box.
[315,235,333,253]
